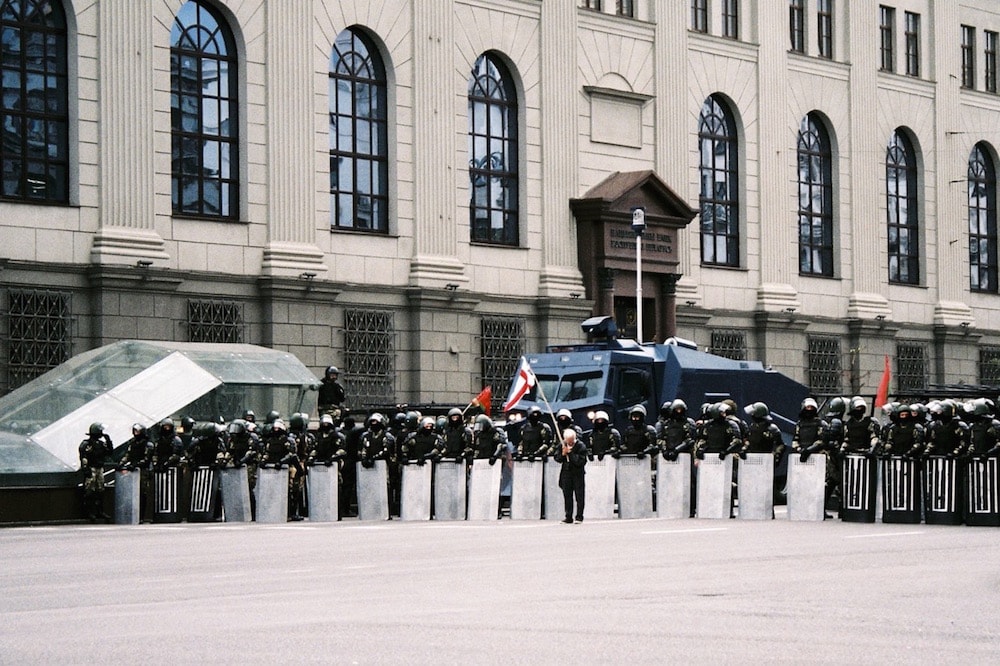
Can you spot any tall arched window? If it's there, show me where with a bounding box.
[797,113,833,276]
[969,143,998,292]
[468,53,518,246]
[886,130,919,284]
[0,0,69,203]
[329,28,388,232]
[698,95,739,267]
[170,0,238,218]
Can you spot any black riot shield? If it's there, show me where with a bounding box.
[187,466,219,522]
[965,457,1000,526]
[840,453,877,523]
[152,467,182,523]
[880,456,921,524]
[924,456,963,525]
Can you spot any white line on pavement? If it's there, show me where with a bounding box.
[844,531,924,539]
[641,527,729,535]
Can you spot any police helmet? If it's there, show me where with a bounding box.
[826,397,847,418]
[132,423,146,437]
[271,418,287,433]
[393,412,407,428]
[659,402,672,418]
[436,415,447,432]
[320,414,335,427]
[421,416,436,431]
[368,413,386,429]
[180,416,196,432]
[405,411,420,429]
[289,412,307,432]
[474,414,493,431]
[242,410,256,423]
[325,365,339,379]
[744,402,769,420]
[849,396,868,414]
[159,418,175,433]
[670,399,687,414]
[527,406,543,422]
[629,404,647,420]
[972,398,991,417]
[800,398,819,416]
[266,410,281,424]
[227,419,247,436]
[593,410,610,424]
[556,408,572,421]
[88,422,106,437]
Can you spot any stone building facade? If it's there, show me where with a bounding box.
[3,0,1000,411]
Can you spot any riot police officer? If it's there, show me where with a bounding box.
[925,400,970,459]
[968,398,1000,459]
[308,414,347,466]
[359,413,395,467]
[517,406,553,461]
[441,407,473,462]
[694,403,743,460]
[318,365,347,421]
[587,410,622,461]
[742,402,784,460]
[882,403,925,458]
[119,423,152,471]
[792,398,830,462]
[187,422,227,468]
[223,418,261,519]
[79,423,113,522]
[473,414,508,465]
[657,400,697,461]
[151,418,184,470]
[618,404,658,458]
[401,417,442,465]
[840,397,881,456]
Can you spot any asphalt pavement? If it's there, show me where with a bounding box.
[1,513,998,664]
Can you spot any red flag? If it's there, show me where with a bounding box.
[472,386,492,417]
[875,354,891,411]
[503,357,536,412]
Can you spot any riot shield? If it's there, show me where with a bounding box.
[656,453,690,519]
[840,453,877,523]
[400,463,432,521]
[467,458,502,521]
[695,455,733,520]
[617,454,653,519]
[433,460,467,521]
[543,459,563,521]
[924,456,963,525]
[511,460,543,520]
[152,467,181,523]
[219,467,252,523]
[787,454,826,521]
[114,469,141,525]
[737,453,773,520]
[356,460,390,521]
[307,464,339,523]
[584,456,617,520]
[187,466,219,522]
[881,456,921,523]
[256,466,289,524]
[965,457,1000,526]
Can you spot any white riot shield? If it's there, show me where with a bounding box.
[584,456,617,520]
[617,455,653,519]
[966,457,1000,526]
[543,459,563,521]
[511,460,543,520]
[114,469,141,525]
[152,467,181,523]
[307,464,339,523]
[787,454,826,521]
[924,456,962,525]
[219,467,252,523]
[356,460,389,521]
[188,466,219,522]
[400,463,433,521]
[696,455,733,519]
[256,467,289,524]
[656,453,691,519]
[467,458,502,520]
[434,460,467,521]
[737,453,773,520]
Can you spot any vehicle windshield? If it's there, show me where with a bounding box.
[528,371,604,404]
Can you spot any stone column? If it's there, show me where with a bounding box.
[92,1,168,264]
[537,0,584,297]
[597,268,615,324]
[408,1,466,286]
[846,0,891,319]
[261,2,327,276]
[660,274,680,340]
[755,0,798,311]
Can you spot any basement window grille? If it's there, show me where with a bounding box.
[480,317,525,414]
[807,335,842,394]
[344,309,395,408]
[896,343,928,392]
[710,329,747,360]
[979,347,1000,386]
[187,300,245,343]
[5,289,72,390]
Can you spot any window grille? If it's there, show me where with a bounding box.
[710,330,747,361]
[5,289,72,390]
[807,336,842,394]
[344,309,395,408]
[187,300,244,343]
[978,347,1000,386]
[895,343,927,393]
[481,317,525,414]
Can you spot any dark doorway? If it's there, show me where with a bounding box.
[614,296,656,343]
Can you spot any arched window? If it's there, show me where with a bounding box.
[170,0,238,218]
[797,113,833,276]
[468,53,518,246]
[329,28,388,232]
[0,0,69,203]
[969,143,998,292]
[886,130,919,284]
[698,95,739,267]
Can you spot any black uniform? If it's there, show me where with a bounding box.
[588,421,622,460]
[401,424,442,465]
[441,411,474,461]
[473,418,508,464]
[556,437,587,523]
[79,427,113,521]
[518,411,553,461]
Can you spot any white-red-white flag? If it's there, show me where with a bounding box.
[503,357,536,413]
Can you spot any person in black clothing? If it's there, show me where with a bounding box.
[79,423,113,522]
[318,365,347,422]
[556,428,587,523]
